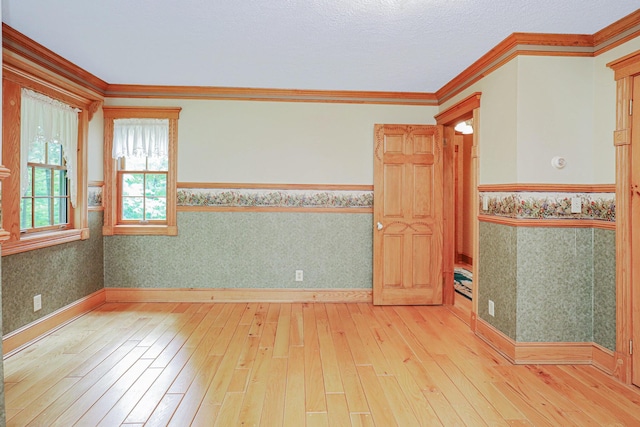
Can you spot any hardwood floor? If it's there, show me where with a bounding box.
[4,302,640,426]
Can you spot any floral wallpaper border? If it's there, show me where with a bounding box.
[177,188,373,209]
[480,192,615,222]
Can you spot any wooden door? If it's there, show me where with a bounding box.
[632,74,640,387]
[373,124,444,305]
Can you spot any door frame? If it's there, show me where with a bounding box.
[435,92,481,329]
[608,50,640,385]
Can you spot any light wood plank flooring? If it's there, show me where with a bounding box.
[4,302,640,426]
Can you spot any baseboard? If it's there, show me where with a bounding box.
[592,343,616,374]
[514,342,592,365]
[476,317,516,363]
[3,289,106,358]
[456,253,473,266]
[105,287,373,303]
[476,317,611,367]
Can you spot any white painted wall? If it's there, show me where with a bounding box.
[593,37,640,184]
[439,58,519,185]
[439,34,640,186]
[516,56,595,184]
[87,105,103,182]
[101,98,438,184]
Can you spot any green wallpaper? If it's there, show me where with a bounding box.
[516,228,593,343]
[2,211,104,334]
[478,222,518,339]
[104,212,373,289]
[594,229,616,351]
[478,223,616,350]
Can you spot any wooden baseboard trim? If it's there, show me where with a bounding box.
[476,318,516,362]
[475,318,612,366]
[105,287,373,303]
[514,342,593,365]
[3,289,106,358]
[592,343,616,374]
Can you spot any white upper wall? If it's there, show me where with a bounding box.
[439,34,640,185]
[593,37,640,184]
[516,56,595,184]
[87,105,103,182]
[439,58,519,184]
[98,98,438,184]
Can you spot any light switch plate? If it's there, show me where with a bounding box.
[571,197,582,214]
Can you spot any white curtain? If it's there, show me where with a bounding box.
[113,118,169,159]
[21,89,80,207]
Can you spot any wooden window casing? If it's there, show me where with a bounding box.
[1,74,92,256]
[102,107,180,236]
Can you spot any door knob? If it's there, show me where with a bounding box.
[377,222,383,230]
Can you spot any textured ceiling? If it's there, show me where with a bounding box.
[2,1,639,93]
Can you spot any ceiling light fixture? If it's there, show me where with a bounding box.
[454,119,473,134]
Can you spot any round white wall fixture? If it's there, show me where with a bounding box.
[551,156,566,169]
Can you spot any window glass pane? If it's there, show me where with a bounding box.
[21,198,32,229]
[25,167,33,197]
[122,197,144,220]
[28,141,46,163]
[34,167,52,197]
[146,174,167,197]
[48,142,63,166]
[122,173,144,197]
[53,197,67,225]
[146,197,167,220]
[147,155,168,171]
[34,198,52,227]
[122,156,147,171]
[53,169,67,196]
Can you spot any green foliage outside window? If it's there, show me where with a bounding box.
[21,141,68,230]
[120,155,168,221]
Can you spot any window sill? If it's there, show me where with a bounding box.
[1,228,90,256]
[103,224,178,236]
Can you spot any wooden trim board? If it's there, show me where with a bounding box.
[105,288,372,303]
[2,289,106,357]
[177,206,373,214]
[178,182,373,191]
[478,183,616,193]
[475,318,616,371]
[478,215,616,230]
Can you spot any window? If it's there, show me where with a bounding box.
[102,107,181,235]
[22,140,70,231]
[1,82,91,256]
[119,154,167,223]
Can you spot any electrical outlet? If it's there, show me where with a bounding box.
[34,294,42,312]
[571,197,582,214]
[488,299,495,317]
[482,195,489,211]
[295,270,304,282]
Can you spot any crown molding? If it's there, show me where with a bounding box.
[437,11,640,104]
[436,33,595,104]
[593,9,640,55]
[104,84,438,105]
[2,23,108,95]
[3,8,640,107]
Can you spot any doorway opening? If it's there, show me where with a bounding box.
[435,93,481,328]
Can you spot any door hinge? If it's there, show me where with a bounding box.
[630,99,633,116]
[630,339,633,355]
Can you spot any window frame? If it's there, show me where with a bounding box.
[22,158,71,233]
[2,76,91,256]
[102,107,180,236]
